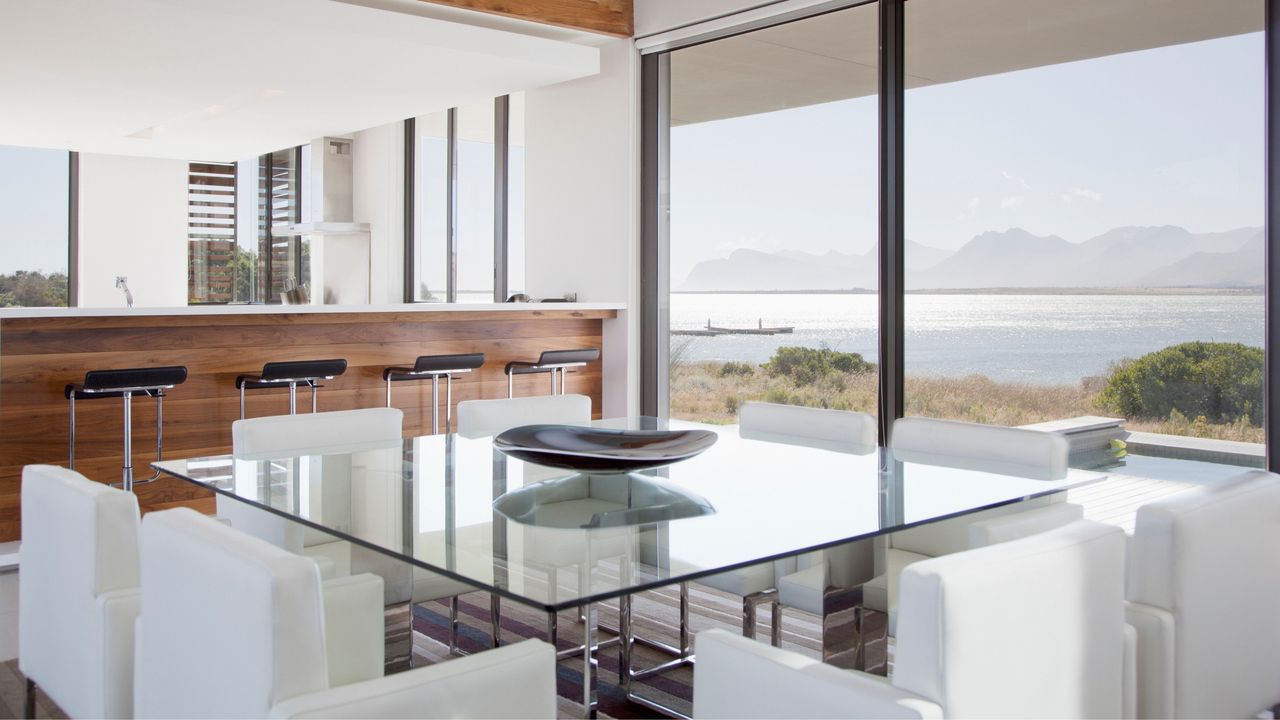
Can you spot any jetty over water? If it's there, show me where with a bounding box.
[672,319,795,337]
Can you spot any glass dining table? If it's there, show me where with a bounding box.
[154,417,1105,717]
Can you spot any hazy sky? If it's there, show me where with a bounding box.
[670,32,1265,283]
[0,145,69,274]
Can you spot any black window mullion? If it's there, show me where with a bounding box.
[877,0,905,446]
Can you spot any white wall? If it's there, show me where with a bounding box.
[352,122,406,305]
[524,37,638,416]
[634,0,778,37]
[77,153,188,308]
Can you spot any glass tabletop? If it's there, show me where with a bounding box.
[153,418,1104,612]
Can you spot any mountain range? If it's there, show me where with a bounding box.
[677,225,1263,291]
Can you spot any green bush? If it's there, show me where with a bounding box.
[763,346,875,385]
[719,361,755,377]
[1098,341,1263,425]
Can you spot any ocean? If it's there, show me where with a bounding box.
[670,292,1264,386]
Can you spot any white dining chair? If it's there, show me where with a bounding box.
[692,403,878,648]
[224,406,499,656]
[220,407,406,580]
[455,393,593,438]
[19,465,141,719]
[1126,469,1280,719]
[132,508,555,719]
[846,416,1082,636]
[695,520,1134,719]
[455,393,596,651]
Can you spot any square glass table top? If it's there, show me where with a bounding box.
[154,418,1104,612]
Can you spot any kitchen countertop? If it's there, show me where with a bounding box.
[0,301,625,320]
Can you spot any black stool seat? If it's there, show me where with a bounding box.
[383,353,486,434]
[236,359,347,418]
[384,352,485,381]
[504,348,599,397]
[65,365,188,492]
[504,348,600,375]
[236,359,347,389]
[65,366,188,399]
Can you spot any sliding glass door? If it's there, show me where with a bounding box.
[663,2,880,424]
[644,0,1269,462]
[903,1,1264,446]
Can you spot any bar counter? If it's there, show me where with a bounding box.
[0,302,621,542]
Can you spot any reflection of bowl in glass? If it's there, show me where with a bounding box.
[493,424,718,473]
[493,472,716,529]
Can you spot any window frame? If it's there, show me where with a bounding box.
[404,95,517,304]
[641,0,1280,467]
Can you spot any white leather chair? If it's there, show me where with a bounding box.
[19,465,141,719]
[455,393,592,438]
[695,520,1133,719]
[696,403,878,646]
[1126,469,1280,719]
[224,407,499,655]
[133,507,555,719]
[455,394,594,650]
[221,407,406,579]
[853,416,1081,634]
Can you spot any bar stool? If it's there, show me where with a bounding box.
[235,359,347,419]
[65,365,188,492]
[504,348,600,398]
[382,353,485,434]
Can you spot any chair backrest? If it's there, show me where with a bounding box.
[1127,470,1280,719]
[890,416,1069,480]
[893,520,1127,718]
[19,465,141,719]
[260,359,347,381]
[738,402,876,452]
[134,508,330,719]
[537,348,599,366]
[232,407,403,459]
[456,394,592,438]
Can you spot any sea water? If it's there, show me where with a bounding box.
[670,293,1264,385]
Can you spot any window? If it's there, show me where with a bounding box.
[903,1,1265,444]
[0,145,70,307]
[508,93,526,295]
[456,102,496,303]
[644,0,1268,459]
[187,146,307,305]
[410,94,524,303]
[662,4,880,424]
[260,147,304,303]
[187,161,240,303]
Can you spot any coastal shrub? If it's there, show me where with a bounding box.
[763,346,875,385]
[1098,341,1263,425]
[719,361,755,377]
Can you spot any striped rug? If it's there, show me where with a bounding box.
[385,582,834,719]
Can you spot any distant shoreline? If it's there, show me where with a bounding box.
[673,287,1264,296]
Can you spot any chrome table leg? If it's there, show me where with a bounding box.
[821,584,888,674]
[583,602,598,718]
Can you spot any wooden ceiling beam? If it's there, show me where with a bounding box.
[418,0,632,37]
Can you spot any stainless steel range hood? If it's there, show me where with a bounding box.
[273,137,371,304]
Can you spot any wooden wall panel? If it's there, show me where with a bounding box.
[0,307,615,542]
[419,0,632,36]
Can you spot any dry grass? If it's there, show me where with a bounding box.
[670,361,1265,443]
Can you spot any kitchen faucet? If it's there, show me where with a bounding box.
[115,276,134,308]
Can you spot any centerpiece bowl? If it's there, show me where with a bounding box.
[492,424,718,473]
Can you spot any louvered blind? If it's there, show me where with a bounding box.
[187,161,238,303]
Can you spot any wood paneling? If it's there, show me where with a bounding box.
[0,307,614,542]
[419,0,632,37]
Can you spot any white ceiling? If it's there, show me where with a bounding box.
[671,0,1263,125]
[0,0,599,160]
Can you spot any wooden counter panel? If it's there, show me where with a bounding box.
[1,317,604,356]
[0,309,609,541]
